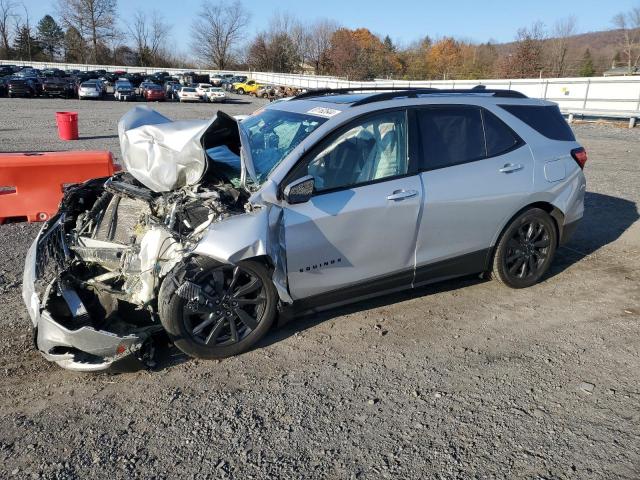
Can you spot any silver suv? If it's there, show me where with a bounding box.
[23,87,587,371]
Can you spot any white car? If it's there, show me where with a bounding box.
[78,81,103,100]
[194,83,212,98]
[204,87,226,103]
[177,87,201,102]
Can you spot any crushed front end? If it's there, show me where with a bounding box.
[23,170,249,371]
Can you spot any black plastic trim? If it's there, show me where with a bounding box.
[284,248,490,316]
[292,87,528,104]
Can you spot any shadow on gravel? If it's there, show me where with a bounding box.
[149,191,638,371]
[80,134,119,140]
[259,276,485,349]
[221,99,253,105]
[551,191,638,275]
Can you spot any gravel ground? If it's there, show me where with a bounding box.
[0,98,639,479]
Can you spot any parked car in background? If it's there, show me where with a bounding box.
[42,77,76,98]
[7,77,41,97]
[204,86,226,103]
[78,81,104,99]
[194,83,213,98]
[177,86,201,102]
[41,68,66,78]
[129,73,145,87]
[223,75,246,91]
[137,81,156,97]
[144,84,166,102]
[0,77,7,97]
[167,83,182,100]
[255,84,277,99]
[164,80,180,98]
[232,79,261,95]
[0,66,14,77]
[114,79,136,101]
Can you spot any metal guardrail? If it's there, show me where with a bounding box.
[2,59,640,119]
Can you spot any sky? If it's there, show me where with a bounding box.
[18,0,639,54]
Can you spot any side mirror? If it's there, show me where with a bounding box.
[283,175,315,204]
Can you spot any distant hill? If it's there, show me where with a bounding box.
[498,28,625,76]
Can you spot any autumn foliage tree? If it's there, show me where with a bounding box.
[497,22,546,78]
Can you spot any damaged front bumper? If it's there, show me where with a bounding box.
[22,219,157,372]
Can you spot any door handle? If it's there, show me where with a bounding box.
[499,163,524,173]
[387,189,418,201]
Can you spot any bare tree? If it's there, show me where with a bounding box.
[0,0,17,59]
[612,7,640,72]
[307,19,338,74]
[548,16,577,77]
[128,10,171,66]
[57,0,117,63]
[497,21,546,79]
[191,1,249,70]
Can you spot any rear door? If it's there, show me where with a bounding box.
[413,105,534,281]
[282,109,422,300]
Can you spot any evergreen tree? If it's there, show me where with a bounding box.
[579,49,596,77]
[12,25,40,61]
[63,26,84,63]
[37,15,63,61]
[383,35,396,53]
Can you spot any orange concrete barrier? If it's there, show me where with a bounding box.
[0,151,116,223]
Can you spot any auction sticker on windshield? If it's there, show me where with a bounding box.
[307,107,341,118]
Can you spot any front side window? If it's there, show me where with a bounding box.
[292,110,408,193]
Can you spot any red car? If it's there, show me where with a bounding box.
[144,85,165,101]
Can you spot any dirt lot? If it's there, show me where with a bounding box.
[0,97,639,480]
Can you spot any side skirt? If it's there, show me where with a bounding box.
[279,248,491,321]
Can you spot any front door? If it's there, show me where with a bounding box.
[282,109,422,300]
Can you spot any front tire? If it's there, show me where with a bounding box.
[491,208,557,288]
[159,257,277,359]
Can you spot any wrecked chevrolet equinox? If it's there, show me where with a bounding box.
[23,87,586,371]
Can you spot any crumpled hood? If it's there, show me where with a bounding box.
[118,106,215,192]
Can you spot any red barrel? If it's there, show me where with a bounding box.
[55,111,79,141]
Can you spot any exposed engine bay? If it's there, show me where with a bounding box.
[25,107,257,370]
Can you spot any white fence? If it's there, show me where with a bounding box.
[2,59,640,115]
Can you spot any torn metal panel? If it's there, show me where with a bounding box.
[118,106,211,192]
[118,107,257,193]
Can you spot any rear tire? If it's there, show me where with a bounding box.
[490,208,557,289]
[159,257,277,359]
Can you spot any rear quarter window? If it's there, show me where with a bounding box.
[482,110,523,157]
[499,104,575,141]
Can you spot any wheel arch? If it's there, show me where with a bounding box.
[488,201,564,269]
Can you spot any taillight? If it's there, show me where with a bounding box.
[571,147,588,169]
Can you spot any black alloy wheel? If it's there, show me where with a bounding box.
[491,208,557,288]
[159,258,277,359]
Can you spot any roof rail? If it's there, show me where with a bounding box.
[292,86,528,105]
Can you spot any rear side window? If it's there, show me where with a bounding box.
[499,104,575,141]
[482,110,523,157]
[416,106,485,170]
